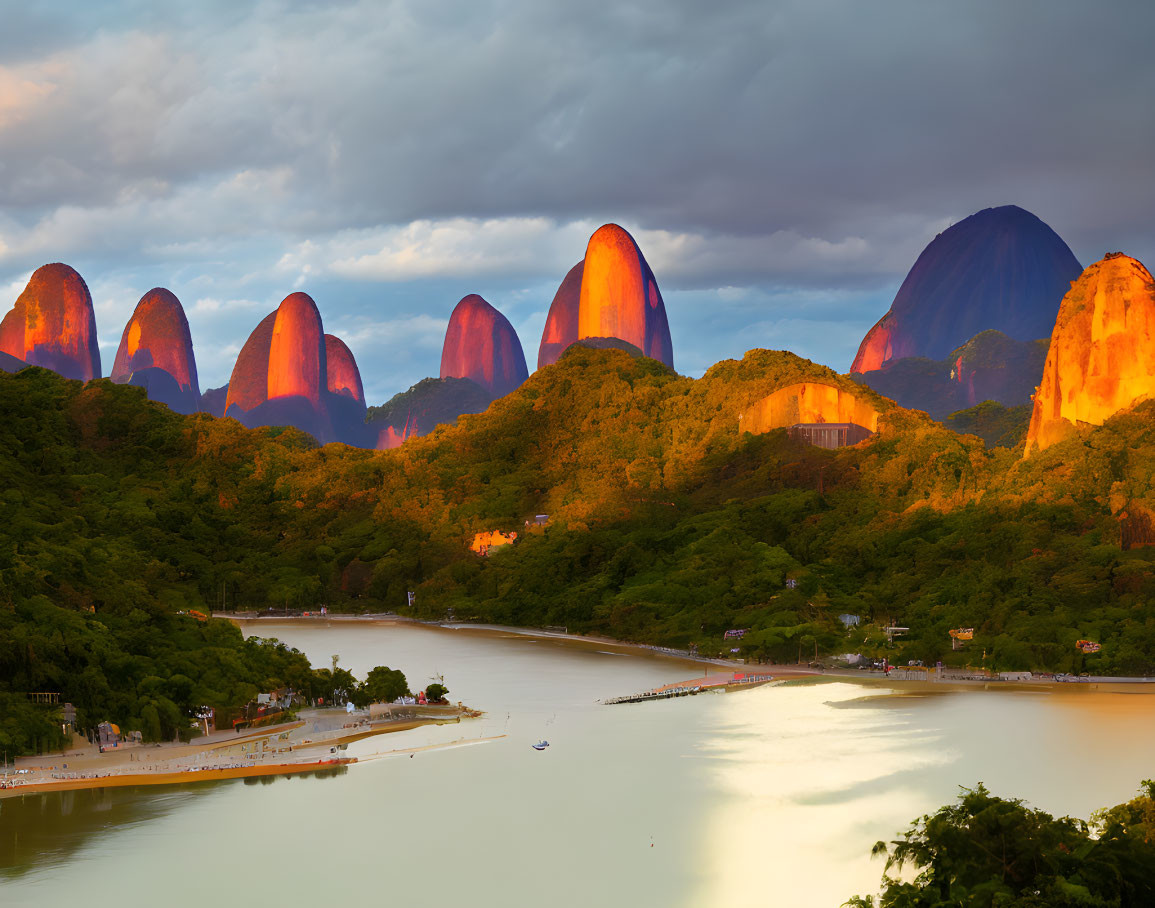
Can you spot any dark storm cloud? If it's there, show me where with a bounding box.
[0,0,1153,394]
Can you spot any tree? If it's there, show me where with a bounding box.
[360,666,410,705]
[425,683,449,703]
[846,782,1155,907]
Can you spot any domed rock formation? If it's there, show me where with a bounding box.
[578,224,674,369]
[325,334,364,404]
[325,334,369,447]
[111,288,200,414]
[225,311,278,415]
[740,382,880,435]
[536,225,675,371]
[267,292,326,404]
[851,206,1082,372]
[439,294,529,398]
[0,263,101,381]
[1025,254,1155,456]
[224,294,334,444]
[537,261,583,369]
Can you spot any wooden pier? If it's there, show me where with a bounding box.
[603,672,774,705]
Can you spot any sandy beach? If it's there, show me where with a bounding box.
[1,704,479,800]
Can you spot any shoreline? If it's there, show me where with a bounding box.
[2,706,478,800]
[227,613,1155,694]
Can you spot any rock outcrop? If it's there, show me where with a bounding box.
[225,311,277,415]
[951,331,1048,410]
[224,294,373,445]
[223,295,371,446]
[854,330,1048,423]
[267,292,326,404]
[200,384,229,417]
[110,288,200,414]
[740,382,880,435]
[536,225,675,370]
[324,334,369,446]
[325,334,365,404]
[537,261,583,369]
[579,224,674,368]
[0,351,27,373]
[367,376,494,450]
[851,206,1081,372]
[0,263,101,381]
[439,294,529,398]
[1025,254,1155,456]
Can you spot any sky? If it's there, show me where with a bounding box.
[1,0,1154,404]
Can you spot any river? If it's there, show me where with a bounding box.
[2,619,1154,907]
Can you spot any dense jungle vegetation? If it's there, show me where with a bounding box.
[4,344,1155,753]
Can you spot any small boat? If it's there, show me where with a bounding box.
[531,740,549,751]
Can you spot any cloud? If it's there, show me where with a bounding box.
[1,0,1154,400]
[275,215,937,293]
[0,64,57,130]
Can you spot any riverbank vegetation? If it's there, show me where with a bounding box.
[5,345,1155,751]
[846,781,1155,907]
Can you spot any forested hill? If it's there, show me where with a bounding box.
[5,344,1155,753]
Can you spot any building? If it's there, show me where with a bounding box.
[788,422,874,449]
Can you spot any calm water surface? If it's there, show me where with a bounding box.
[2,620,1154,908]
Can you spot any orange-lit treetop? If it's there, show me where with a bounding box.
[1025,254,1155,456]
[111,288,200,394]
[0,263,101,381]
[439,294,529,398]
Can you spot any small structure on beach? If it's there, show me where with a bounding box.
[96,722,122,751]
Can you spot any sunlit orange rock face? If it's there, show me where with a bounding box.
[110,288,200,413]
[222,297,372,446]
[439,294,529,398]
[1025,254,1155,456]
[536,226,674,370]
[850,206,1081,373]
[851,318,897,374]
[268,292,326,403]
[537,261,583,368]
[225,311,277,415]
[577,224,674,369]
[224,295,332,444]
[0,263,101,381]
[739,382,880,435]
[325,334,364,403]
